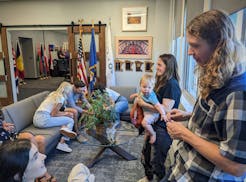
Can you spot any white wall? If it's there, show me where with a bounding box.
[1,0,244,87]
[0,0,171,87]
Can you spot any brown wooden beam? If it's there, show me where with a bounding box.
[68,25,106,86]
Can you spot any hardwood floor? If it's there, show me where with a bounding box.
[17,77,65,101]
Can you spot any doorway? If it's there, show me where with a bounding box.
[19,37,37,78]
[8,29,69,101]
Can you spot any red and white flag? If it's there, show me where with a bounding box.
[77,37,88,86]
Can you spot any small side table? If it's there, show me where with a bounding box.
[86,128,137,168]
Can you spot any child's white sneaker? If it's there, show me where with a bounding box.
[60,127,77,139]
[56,142,72,153]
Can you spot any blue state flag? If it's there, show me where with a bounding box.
[89,28,97,92]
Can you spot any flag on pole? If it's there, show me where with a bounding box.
[44,45,49,76]
[48,46,54,70]
[36,44,43,76]
[40,44,47,78]
[106,22,116,87]
[16,42,25,80]
[89,28,97,92]
[77,37,88,86]
[12,45,19,94]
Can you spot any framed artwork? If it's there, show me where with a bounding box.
[122,6,147,31]
[115,60,124,72]
[115,36,152,59]
[125,60,133,71]
[135,61,143,72]
[145,61,154,72]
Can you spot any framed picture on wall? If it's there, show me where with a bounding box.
[122,6,147,31]
[135,61,143,72]
[145,61,154,72]
[115,36,152,59]
[125,60,133,71]
[115,60,124,72]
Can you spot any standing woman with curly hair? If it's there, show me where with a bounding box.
[137,54,181,181]
[164,10,246,181]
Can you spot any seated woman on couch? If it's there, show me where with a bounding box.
[33,84,77,153]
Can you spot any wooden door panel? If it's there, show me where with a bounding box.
[0,27,14,106]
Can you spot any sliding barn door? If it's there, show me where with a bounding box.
[0,27,14,106]
[68,25,106,86]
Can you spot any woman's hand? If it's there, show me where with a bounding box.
[166,121,189,140]
[167,109,191,121]
[2,121,15,132]
[64,112,74,118]
[130,93,138,100]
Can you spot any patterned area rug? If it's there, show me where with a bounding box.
[45,122,145,182]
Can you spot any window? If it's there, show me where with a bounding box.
[173,36,198,101]
[229,8,246,46]
[185,55,197,98]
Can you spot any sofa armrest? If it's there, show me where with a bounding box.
[2,91,50,132]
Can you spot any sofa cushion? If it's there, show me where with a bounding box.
[110,86,137,104]
[31,91,50,108]
[22,125,60,136]
[22,125,61,154]
[2,97,36,132]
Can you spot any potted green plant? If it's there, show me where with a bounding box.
[79,89,117,131]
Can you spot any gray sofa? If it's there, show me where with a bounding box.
[110,86,137,122]
[1,91,60,154]
[1,86,136,154]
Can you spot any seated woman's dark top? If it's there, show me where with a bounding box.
[142,77,181,180]
[156,77,181,127]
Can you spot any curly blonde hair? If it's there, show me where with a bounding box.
[187,9,245,99]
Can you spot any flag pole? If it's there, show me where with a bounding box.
[91,20,94,29]
[79,19,88,87]
[78,19,83,38]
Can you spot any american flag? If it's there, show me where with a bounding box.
[40,44,47,77]
[77,37,88,86]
